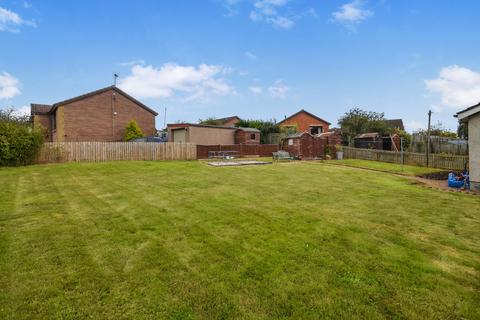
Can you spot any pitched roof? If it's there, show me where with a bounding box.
[32,86,158,116]
[277,109,331,126]
[236,127,260,133]
[285,132,311,139]
[167,123,237,130]
[213,116,240,124]
[354,132,380,139]
[384,119,404,131]
[30,104,53,115]
[455,102,480,120]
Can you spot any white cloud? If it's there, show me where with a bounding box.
[222,0,242,16]
[268,80,289,98]
[249,86,263,94]
[221,0,314,29]
[425,65,480,109]
[244,51,257,60]
[11,105,30,117]
[332,1,373,25]
[250,0,295,29]
[405,120,426,132]
[0,72,21,99]
[118,63,235,102]
[119,59,145,67]
[0,7,35,32]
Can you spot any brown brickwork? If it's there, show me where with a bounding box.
[33,114,51,140]
[61,89,155,141]
[281,133,329,159]
[31,86,157,142]
[234,129,260,144]
[278,109,330,134]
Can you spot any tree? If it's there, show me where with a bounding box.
[0,107,31,125]
[235,119,280,144]
[415,121,457,138]
[338,108,389,140]
[124,120,144,141]
[198,117,224,126]
[457,121,468,139]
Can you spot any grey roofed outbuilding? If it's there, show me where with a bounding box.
[236,127,260,133]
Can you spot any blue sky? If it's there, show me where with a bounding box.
[1,0,480,131]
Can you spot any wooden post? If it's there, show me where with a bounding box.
[426,110,432,167]
[401,137,404,172]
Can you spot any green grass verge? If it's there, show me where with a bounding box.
[329,159,445,176]
[0,161,479,319]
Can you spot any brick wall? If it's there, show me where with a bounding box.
[197,144,278,159]
[279,112,330,133]
[33,114,51,140]
[235,130,260,144]
[59,89,155,142]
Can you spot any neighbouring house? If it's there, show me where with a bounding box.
[211,116,241,127]
[277,109,331,135]
[354,132,400,151]
[31,86,157,142]
[455,103,480,190]
[167,123,260,145]
[384,119,405,131]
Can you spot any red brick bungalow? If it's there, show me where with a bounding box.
[278,109,331,135]
[31,86,157,142]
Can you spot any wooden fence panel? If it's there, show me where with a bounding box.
[36,142,197,163]
[342,147,468,170]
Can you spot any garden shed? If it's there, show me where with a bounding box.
[281,132,326,159]
[354,132,382,149]
[354,133,400,151]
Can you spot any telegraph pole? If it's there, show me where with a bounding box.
[426,110,432,167]
[163,107,167,129]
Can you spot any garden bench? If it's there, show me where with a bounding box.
[273,151,294,162]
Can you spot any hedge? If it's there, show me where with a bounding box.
[0,121,44,166]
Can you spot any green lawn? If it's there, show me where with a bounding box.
[329,159,445,176]
[0,161,479,319]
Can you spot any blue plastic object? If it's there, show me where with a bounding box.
[448,172,465,188]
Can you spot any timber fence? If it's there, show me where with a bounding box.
[36,142,197,163]
[342,146,468,170]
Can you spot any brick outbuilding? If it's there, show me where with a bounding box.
[31,86,157,142]
[235,127,260,144]
[281,132,326,159]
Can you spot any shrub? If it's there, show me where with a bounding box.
[0,120,44,166]
[235,119,280,144]
[124,120,144,141]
